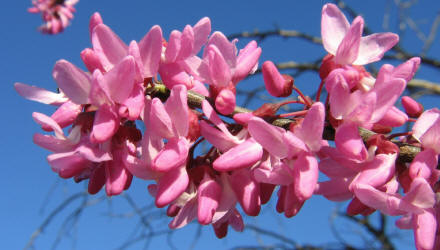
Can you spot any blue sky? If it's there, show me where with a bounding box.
[2,0,440,249]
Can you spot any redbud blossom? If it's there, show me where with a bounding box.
[28,0,79,34]
[402,96,424,118]
[321,3,399,66]
[262,61,293,97]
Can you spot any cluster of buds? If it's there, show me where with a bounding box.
[16,3,440,249]
[28,0,78,34]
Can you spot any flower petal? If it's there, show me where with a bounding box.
[165,30,182,63]
[47,151,89,178]
[32,112,65,139]
[334,16,363,65]
[105,161,131,196]
[14,82,67,105]
[321,3,350,55]
[103,56,135,103]
[92,24,128,71]
[156,166,189,208]
[169,198,197,229]
[292,153,319,200]
[295,102,325,151]
[413,209,436,250]
[248,117,287,158]
[197,174,221,225]
[335,123,368,162]
[153,137,189,172]
[354,32,399,65]
[352,183,405,216]
[230,169,261,216]
[165,85,189,137]
[139,25,163,77]
[53,60,91,104]
[90,104,119,143]
[192,17,211,55]
[150,98,174,139]
[213,138,263,171]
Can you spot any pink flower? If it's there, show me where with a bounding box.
[14,82,82,130]
[316,123,399,212]
[409,108,440,185]
[126,85,192,208]
[188,32,262,114]
[28,0,79,34]
[321,3,398,65]
[31,112,138,196]
[159,17,211,91]
[354,178,437,250]
[402,96,424,118]
[262,60,293,97]
[200,100,263,217]
[247,102,326,217]
[85,13,163,79]
[200,100,263,171]
[321,55,419,130]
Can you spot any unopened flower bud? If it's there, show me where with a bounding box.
[402,96,424,118]
[367,134,399,155]
[252,103,282,118]
[347,197,375,216]
[187,109,201,142]
[260,183,275,204]
[215,88,236,115]
[262,61,293,97]
[319,54,339,80]
[166,204,180,217]
[81,48,105,73]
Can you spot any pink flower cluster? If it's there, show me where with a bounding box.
[316,4,439,250]
[16,3,440,248]
[28,0,78,34]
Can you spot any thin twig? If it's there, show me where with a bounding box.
[24,191,87,250]
[228,29,322,45]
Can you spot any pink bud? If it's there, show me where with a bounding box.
[402,96,424,118]
[187,109,201,142]
[215,88,236,115]
[347,197,375,216]
[81,48,105,73]
[319,54,339,80]
[213,221,228,238]
[262,61,293,97]
[166,204,180,217]
[252,103,282,117]
[260,183,275,204]
[88,166,106,194]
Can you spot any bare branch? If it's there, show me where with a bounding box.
[341,213,395,250]
[421,12,440,56]
[407,78,440,94]
[228,29,322,45]
[148,83,424,166]
[24,191,87,250]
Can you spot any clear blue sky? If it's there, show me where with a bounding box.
[2,0,440,249]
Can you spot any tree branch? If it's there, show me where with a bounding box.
[148,83,423,165]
